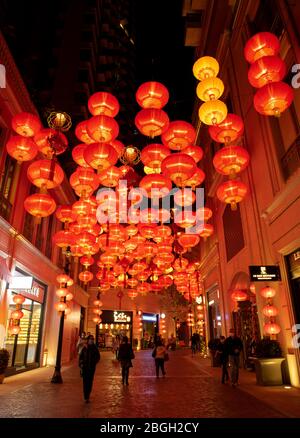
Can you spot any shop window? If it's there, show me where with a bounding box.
[223,204,245,262]
[0,153,17,222]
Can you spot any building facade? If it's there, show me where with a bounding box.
[188,0,300,387]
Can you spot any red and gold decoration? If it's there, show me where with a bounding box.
[8,294,26,336]
[244,32,294,117]
[260,286,280,338]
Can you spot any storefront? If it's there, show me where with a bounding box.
[4,269,46,374]
[286,249,300,324]
[141,312,158,348]
[207,285,222,340]
[97,310,133,349]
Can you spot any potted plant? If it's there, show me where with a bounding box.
[252,337,285,386]
[208,338,221,367]
[0,349,10,383]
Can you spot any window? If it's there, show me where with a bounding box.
[223,204,245,262]
[0,153,17,222]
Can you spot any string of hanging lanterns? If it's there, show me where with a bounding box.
[244,32,294,117]
[260,286,281,337]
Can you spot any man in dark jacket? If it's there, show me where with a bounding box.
[224,329,243,387]
[79,335,100,402]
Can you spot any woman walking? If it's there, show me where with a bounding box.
[79,335,100,403]
[118,336,135,385]
[152,339,167,378]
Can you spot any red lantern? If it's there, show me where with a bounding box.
[216,180,248,210]
[34,129,68,156]
[231,290,248,301]
[70,244,85,258]
[55,205,77,226]
[70,167,98,197]
[174,189,196,207]
[72,144,89,168]
[196,207,213,222]
[27,159,64,191]
[139,174,172,198]
[173,257,189,271]
[75,120,94,144]
[83,142,118,172]
[109,139,125,157]
[135,109,169,138]
[181,168,205,189]
[161,121,196,151]
[13,294,26,305]
[80,255,94,267]
[72,199,92,217]
[213,145,250,178]
[76,231,96,249]
[79,270,94,283]
[88,92,119,117]
[52,230,76,248]
[6,136,38,162]
[244,32,280,64]
[9,325,21,335]
[264,322,281,335]
[77,214,97,228]
[137,283,151,295]
[11,310,24,319]
[56,274,73,286]
[263,305,278,317]
[161,153,196,185]
[128,289,138,299]
[199,223,214,240]
[178,233,200,250]
[98,166,122,187]
[208,113,244,144]
[248,56,286,88]
[86,115,119,142]
[24,193,56,219]
[183,145,204,163]
[12,112,41,137]
[56,288,68,298]
[260,286,276,298]
[55,302,68,312]
[254,82,294,117]
[136,81,169,109]
[141,144,171,169]
[174,210,196,228]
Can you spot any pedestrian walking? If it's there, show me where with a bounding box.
[76,331,86,355]
[112,334,121,360]
[79,335,100,402]
[118,336,135,385]
[215,335,229,384]
[225,329,243,387]
[191,333,197,355]
[152,339,168,378]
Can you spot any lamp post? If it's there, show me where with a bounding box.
[51,256,71,384]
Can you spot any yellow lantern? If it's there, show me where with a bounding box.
[196,77,224,102]
[198,100,228,125]
[192,56,219,81]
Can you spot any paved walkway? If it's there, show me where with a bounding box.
[0,349,300,418]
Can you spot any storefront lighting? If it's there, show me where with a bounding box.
[160,313,166,319]
[10,276,33,290]
[209,299,215,306]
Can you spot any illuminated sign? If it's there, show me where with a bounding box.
[249,265,281,282]
[114,311,131,323]
[100,310,133,324]
[142,313,157,322]
[9,276,33,290]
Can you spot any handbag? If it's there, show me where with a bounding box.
[164,352,169,362]
[130,349,135,360]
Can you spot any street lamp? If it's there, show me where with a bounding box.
[51,256,71,384]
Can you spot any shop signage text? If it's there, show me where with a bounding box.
[249,265,281,282]
[114,311,131,323]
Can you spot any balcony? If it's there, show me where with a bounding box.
[281,135,300,181]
